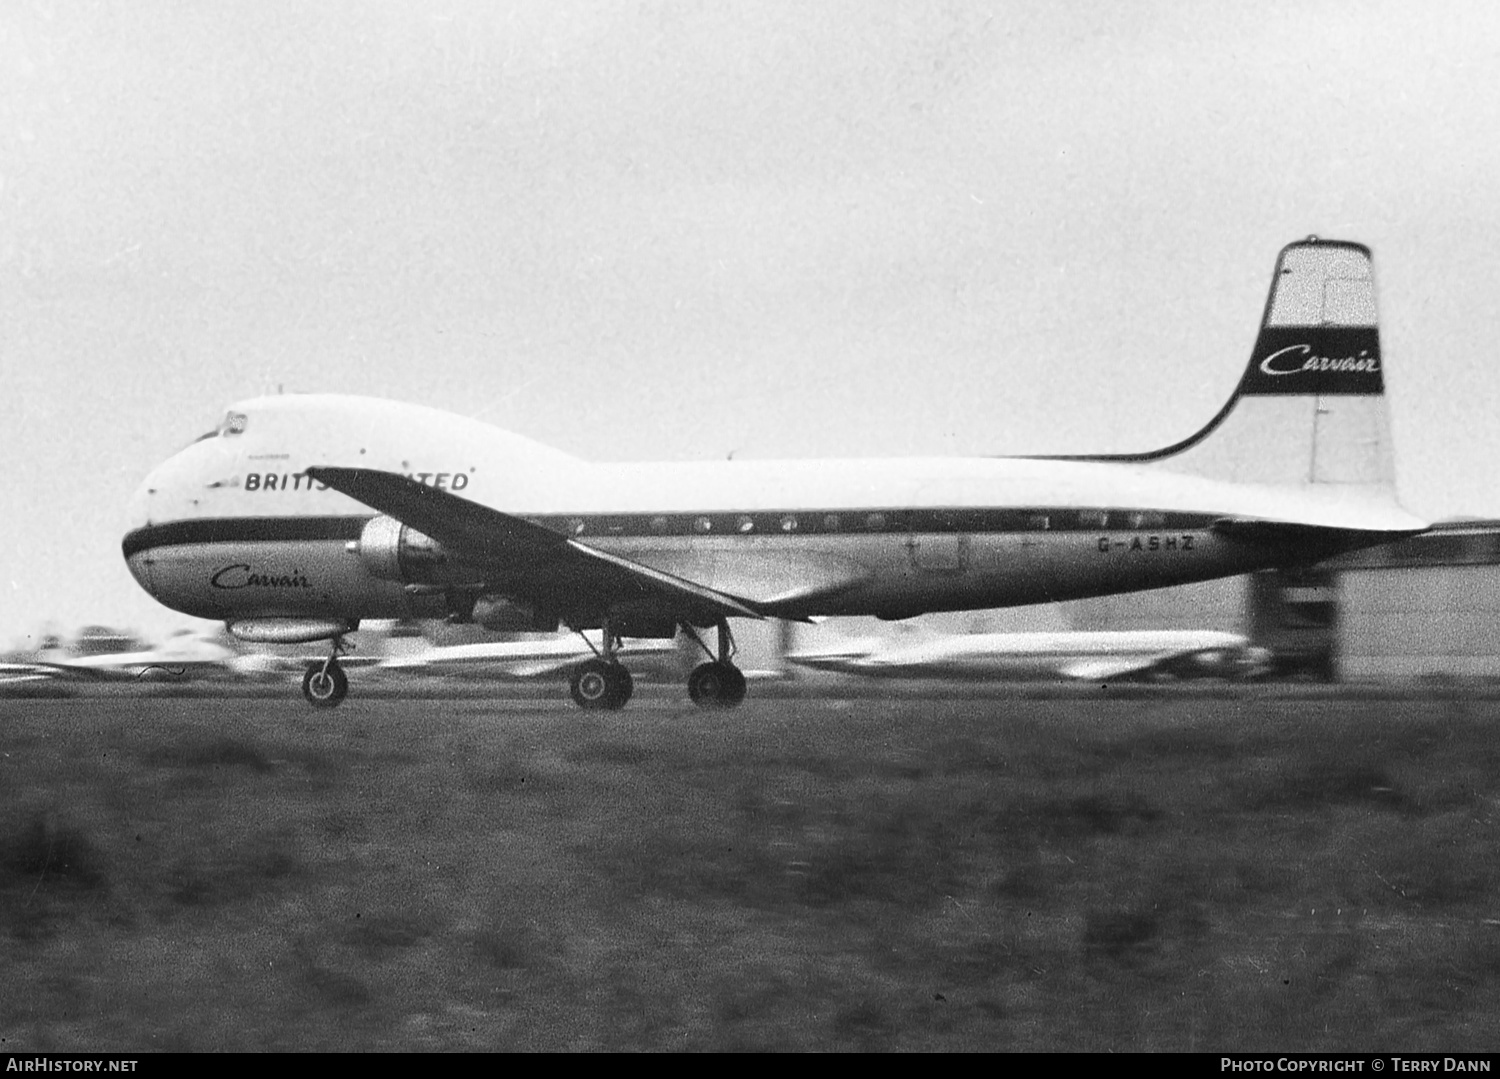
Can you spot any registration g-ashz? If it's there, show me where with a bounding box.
[1097,534,1198,553]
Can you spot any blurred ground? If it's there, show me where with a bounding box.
[2,685,1498,1051]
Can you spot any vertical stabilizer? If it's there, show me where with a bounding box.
[1062,238,1396,491]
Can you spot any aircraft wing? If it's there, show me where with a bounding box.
[1059,642,1255,682]
[496,658,584,678]
[305,467,766,625]
[1057,656,1180,682]
[380,654,580,678]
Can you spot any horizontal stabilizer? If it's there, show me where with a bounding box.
[1209,517,1420,554]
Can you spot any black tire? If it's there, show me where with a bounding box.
[720,664,747,705]
[302,661,348,709]
[571,659,632,710]
[613,667,634,708]
[688,661,746,709]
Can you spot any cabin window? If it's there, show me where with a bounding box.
[568,518,586,536]
[1077,510,1109,529]
[780,515,799,533]
[1027,514,1050,531]
[1127,511,1166,528]
[823,514,841,532]
[649,516,670,534]
[693,516,713,534]
[865,512,888,531]
[736,515,755,534]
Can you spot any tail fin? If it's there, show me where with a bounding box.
[1076,237,1394,490]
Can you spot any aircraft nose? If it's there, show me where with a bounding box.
[123,527,158,600]
[123,431,243,612]
[123,467,167,599]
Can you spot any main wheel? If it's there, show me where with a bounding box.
[302,661,349,709]
[571,659,632,710]
[612,666,634,708]
[687,661,747,709]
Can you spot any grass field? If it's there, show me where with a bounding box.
[3,687,1499,1051]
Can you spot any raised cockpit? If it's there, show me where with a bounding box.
[187,410,249,447]
[220,411,248,436]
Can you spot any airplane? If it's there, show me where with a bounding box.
[787,625,1272,682]
[17,628,247,682]
[0,662,62,686]
[121,237,1427,710]
[376,628,681,680]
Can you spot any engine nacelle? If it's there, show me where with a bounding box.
[353,515,468,585]
[471,594,559,633]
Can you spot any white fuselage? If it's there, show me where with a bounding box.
[123,395,1423,631]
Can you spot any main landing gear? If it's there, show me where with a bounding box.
[302,639,350,709]
[565,619,747,711]
[568,624,634,711]
[682,621,747,710]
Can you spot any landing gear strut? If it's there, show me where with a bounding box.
[568,622,633,711]
[684,621,746,709]
[302,638,350,709]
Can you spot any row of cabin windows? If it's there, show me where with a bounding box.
[563,513,876,536]
[550,509,1176,537]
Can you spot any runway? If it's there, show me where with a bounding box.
[3,688,1498,1050]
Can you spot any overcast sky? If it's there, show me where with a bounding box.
[4,1,1499,647]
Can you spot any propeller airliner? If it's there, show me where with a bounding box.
[123,238,1426,709]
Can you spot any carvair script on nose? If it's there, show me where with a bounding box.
[210,564,312,589]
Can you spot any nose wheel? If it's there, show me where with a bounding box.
[302,658,348,708]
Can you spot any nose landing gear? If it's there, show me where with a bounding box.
[302,638,350,708]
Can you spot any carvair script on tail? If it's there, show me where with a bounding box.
[122,237,1427,711]
[1246,325,1383,392]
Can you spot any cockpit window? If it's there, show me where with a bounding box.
[185,410,248,448]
